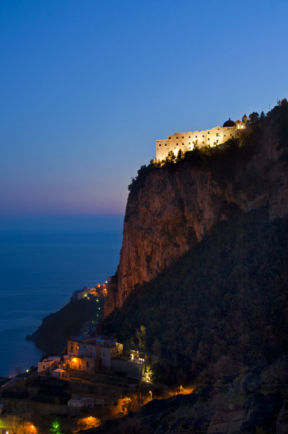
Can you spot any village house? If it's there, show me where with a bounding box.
[37,356,61,374]
[111,355,145,380]
[65,335,148,380]
[66,335,123,373]
[75,281,109,300]
[37,334,148,382]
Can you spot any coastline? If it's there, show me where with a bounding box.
[0,218,123,377]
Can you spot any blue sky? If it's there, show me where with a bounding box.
[1,0,287,215]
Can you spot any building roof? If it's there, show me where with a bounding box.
[69,335,91,343]
[69,334,118,347]
[43,356,60,361]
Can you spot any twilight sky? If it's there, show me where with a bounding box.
[1,0,288,216]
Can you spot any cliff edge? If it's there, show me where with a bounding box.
[104,101,288,316]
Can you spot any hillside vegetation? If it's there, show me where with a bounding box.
[27,297,102,353]
[100,100,288,388]
[100,208,288,386]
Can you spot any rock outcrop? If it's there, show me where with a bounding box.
[104,103,288,316]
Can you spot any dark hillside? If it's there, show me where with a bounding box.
[99,208,288,386]
[27,297,102,353]
[105,100,288,316]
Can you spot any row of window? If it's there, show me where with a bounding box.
[159,142,200,147]
[160,132,233,146]
[158,143,186,147]
[158,137,225,147]
[171,128,223,140]
[168,132,223,140]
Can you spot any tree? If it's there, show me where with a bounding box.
[248,112,259,124]
[136,325,146,350]
[50,420,63,434]
[152,337,162,358]
[176,149,184,163]
[165,151,176,164]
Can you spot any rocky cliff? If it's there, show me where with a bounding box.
[104,101,288,316]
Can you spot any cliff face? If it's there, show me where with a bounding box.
[104,105,288,316]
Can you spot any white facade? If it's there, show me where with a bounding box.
[66,336,123,373]
[156,122,245,161]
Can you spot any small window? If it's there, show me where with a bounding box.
[176,143,178,146]
[182,136,184,139]
[165,144,167,146]
[195,135,197,138]
[159,144,161,146]
[216,133,220,137]
[189,136,191,138]
[208,131,210,134]
[208,138,210,140]
[202,135,204,137]
[182,143,184,146]
[176,136,179,139]
[169,136,171,139]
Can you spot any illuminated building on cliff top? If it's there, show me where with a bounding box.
[156,119,246,161]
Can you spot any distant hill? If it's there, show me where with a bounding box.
[27,297,101,353]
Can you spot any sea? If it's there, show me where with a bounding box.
[0,215,123,378]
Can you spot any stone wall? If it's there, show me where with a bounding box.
[156,122,245,161]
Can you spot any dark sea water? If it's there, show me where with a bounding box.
[0,215,123,377]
